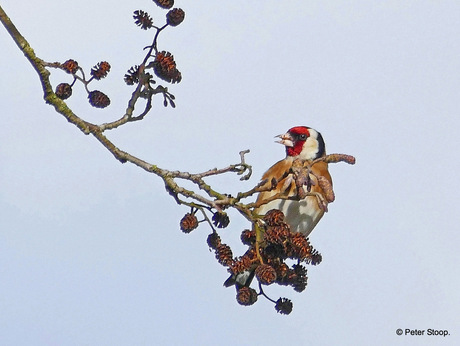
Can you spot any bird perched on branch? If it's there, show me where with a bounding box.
[255,125,332,237]
[224,126,333,288]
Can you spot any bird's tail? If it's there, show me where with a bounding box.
[223,269,256,289]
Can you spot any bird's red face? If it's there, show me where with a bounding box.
[276,126,325,160]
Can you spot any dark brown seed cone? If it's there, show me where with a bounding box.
[62,59,79,74]
[289,233,312,259]
[229,257,251,275]
[55,83,72,100]
[133,10,153,30]
[291,278,307,292]
[263,209,285,227]
[166,8,185,26]
[275,298,293,315]
[236,286,258,306]
[91,61,111,80]
[153,51,182,84]
[274,263,290,280]
[206,232,221,249]
[255,264,277,285]
[153,0,174,9]
[229,248,257,275]
[293,263,307,276]
[264,224,290,245]
[261,244,285,261]
[88,90,110,108]
[240,229,256,245]
[291,264,308,292]
[215,244,233,266]
[309,249,323,265]
[242,247,258,263]
[124,66,140,85]
[276,267,296,286]
[212,211,230,228]
[180,213,198,233]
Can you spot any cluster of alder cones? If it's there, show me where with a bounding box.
[180,209,323,315]
[54,0,185,109]
[179,154,355,314]
[55,59,112,108]
[127,3,184,86]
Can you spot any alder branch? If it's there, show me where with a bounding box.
[0,4,255,215]
[1,3,356,314]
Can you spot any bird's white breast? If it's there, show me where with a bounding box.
[257,196,324,237]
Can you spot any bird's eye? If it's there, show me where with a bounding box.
[299,134,307,140]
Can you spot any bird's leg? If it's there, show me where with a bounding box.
[298,159,334,208]
[292,159,314,198]
[307,191,329,212]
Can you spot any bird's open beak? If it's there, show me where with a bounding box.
[275,133,294,147]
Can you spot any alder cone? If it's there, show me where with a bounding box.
[240,229,256,245]
[206,232,221,249]
[275,298,293,315]
[255,264,277,285]
[133,10,153,30]
[62,59,79,74]
[180,213,198,233]
[212,211,230,228]
[153,51,182,84]
[91,61,111,80]
[166,8,185,26]
[289,233,311,259]
[263,209,285,226]
[236,287,258,306]
[153,0,174,9]
[88,90,110,108]
[55,83,72,100]
[215,244,233,266]
[264,224,290,245]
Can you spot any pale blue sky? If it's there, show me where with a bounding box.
[1,1,459,345]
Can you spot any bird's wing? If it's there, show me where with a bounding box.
[255,158,295,212]
[255,159,333,214]
[310,160,332,193]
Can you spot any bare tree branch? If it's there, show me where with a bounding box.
[1,3,355,314]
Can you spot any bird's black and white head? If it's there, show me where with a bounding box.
[276,126,325,160]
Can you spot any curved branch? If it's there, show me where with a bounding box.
[2,4,357,312]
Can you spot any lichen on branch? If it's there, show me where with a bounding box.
[0,3,355,314]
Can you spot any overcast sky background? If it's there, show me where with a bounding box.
[1,1,459,345]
